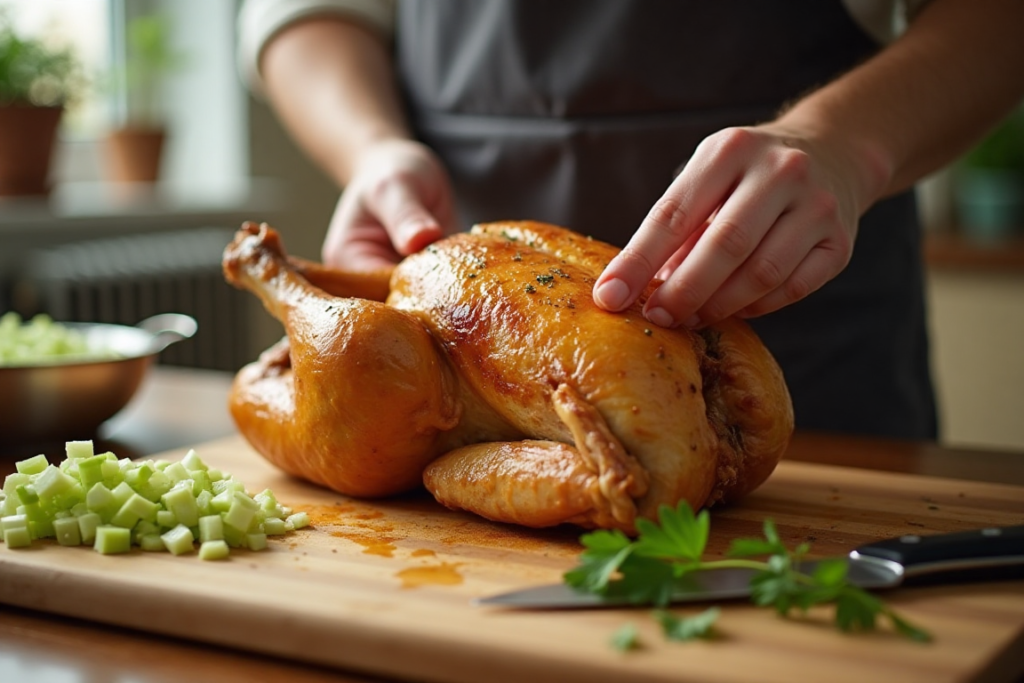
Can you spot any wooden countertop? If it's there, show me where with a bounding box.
[1,367,1022,683]
[925,230,1024,271]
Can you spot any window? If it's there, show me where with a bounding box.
[0,0,112,140]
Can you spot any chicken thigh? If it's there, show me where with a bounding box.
[223,221,793,532]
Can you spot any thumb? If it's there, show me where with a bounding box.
[367,180,445,256]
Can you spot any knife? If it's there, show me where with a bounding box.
[475,525,1024,609]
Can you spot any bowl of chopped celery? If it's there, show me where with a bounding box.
[0,312,197,442]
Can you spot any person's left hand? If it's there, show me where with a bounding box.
[592,123,877,328]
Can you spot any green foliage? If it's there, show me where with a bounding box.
[0,9,81,106]
[962,109,1024,171]
[116,13,187,126]
[654,607,720,642]
[564,502,933,647]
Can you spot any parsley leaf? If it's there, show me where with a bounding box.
[610,622,641,651]
[564,502,933,647]
[563,529,632,594]
[655,607,720,642]
[634,502,709,563]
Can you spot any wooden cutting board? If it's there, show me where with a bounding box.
[1,435,1022,683]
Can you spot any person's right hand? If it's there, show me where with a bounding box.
[322,139,458,269]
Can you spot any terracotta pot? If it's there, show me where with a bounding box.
[105,126,167,183]
[0,104,63,197]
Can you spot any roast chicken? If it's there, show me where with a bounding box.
[222,221,794,532]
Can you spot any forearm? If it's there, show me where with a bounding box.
[775,0,1024,211]
[260,17,410,187]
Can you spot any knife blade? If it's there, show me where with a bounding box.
[474,525,1024,609]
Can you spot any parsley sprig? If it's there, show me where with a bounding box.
[564,502,932,648]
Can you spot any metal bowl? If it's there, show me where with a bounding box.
[0,313,197,443]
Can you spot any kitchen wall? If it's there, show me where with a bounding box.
[927,267,1024,452]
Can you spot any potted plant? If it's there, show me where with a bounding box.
[0,10,80,197]
[954,108,1024,242]
[104,13,186,184]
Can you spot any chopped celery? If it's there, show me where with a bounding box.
[65,441,94,460]
[1,440,307,558]
[245,532,267,552]
[222,493,257,532]
[198,514,223,543]
[4,527,31,548]
[162,486,200,527]
[180,449,207,472]
[287,511,310,530]
[34,465,75,499]
[15,484,39,505]
[1,514,28,533]
[77,512,101,544]
[161,524,194,555]
[53,517,82,546]
[156,509,177,529]
[199,539,229,561]
[110,493,159,528]
[94,526,131,554]
[15,454,49,475]
[138,534,166,552]
[263,517,286,536]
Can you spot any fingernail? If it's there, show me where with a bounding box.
[645,307,675,328]
[594,278,630,310]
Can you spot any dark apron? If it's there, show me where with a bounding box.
[394,0,938,440]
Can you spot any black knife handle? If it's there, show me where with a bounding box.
[853,525,1024,581]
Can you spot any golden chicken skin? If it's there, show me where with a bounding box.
[222,221,794,532]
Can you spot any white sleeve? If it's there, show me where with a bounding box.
[842,0,935,44]
[237,0,396,96]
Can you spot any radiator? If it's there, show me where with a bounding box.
[26,228,252,372]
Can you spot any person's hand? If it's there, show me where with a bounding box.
[322,139,458,269]
[593,124,879,328]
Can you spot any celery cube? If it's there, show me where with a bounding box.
[162,462,190,483]
[161,486,199,527]
[111,493,159,528]
[286,511,310,530]
[65,441,94,460]
[53,517,82,546]
[86,483,116,519]
[1,514,28,532]
[245,532,267,551]
[3,527,31,548]
[263,517,286,536]
[14,484,38,505]
[124,462,154,490]
[110,482,134,508]
[94,526,131,554]
[190,470,212,494]
[196,489,213,516]
[15,454,48,475]
[139,534,166,552]
[34,465,75,499]
[100,460,121,486]
[210,490,232,513]
[198,515,223,542]
[198,539,230,560]
[77,513,101,544]
[223,493,257,532]
[132,520,159,542]
[222,524,246,549]
[76,456,107,489]
[156,510,177,529]
[160,524,195,556]
[29,519,55,540]
[181,449,207,472]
